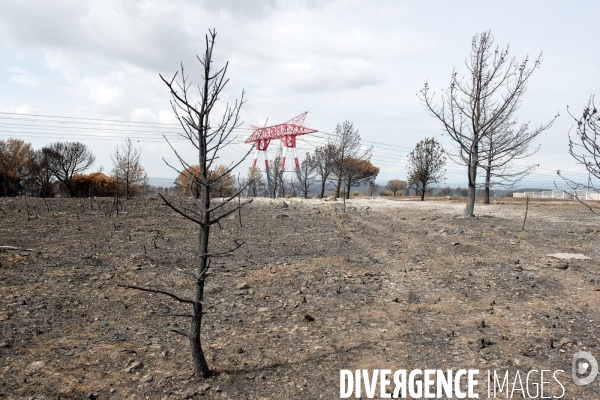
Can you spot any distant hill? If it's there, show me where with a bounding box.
[148,177,175,187]
[515,188,554,192]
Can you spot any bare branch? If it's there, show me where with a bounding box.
[158,193,205,226]
[118,284,195,304]
[171,329,190,338]
[207,239,244,257]
[209,200,252,225]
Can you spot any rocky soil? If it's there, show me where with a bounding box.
[0,196,599,399]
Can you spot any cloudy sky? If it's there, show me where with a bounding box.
[0,0,598,189]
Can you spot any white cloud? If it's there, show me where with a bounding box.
[3,104,33,114]
[6,66,38,87]
[279,58,384,93]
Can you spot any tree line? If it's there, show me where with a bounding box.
[0,137,148,198]
[1,131,451,201]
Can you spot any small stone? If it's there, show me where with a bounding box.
[28,361,45,371]
[280,201,289,208]
[452,242,460,246]
[181,388,196,399]
[245,373,255,380]
[123,361,143,373]
[141,374,153,382]
[0,341,10,348]
[199,384,211,392]
[548,253,591,260]
[453,228,464,234]
[110,388,116,393]
[0,313,9,321]
[236,283,249,290]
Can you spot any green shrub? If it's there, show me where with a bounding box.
[379,190,394,196]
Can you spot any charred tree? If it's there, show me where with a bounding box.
[122,30,252,379]
[558,95,600,214]
[43,141,95,197]
[313,142,336,198]
[293,152,316,199]
[406,138,446,201]
[420,31,545,216]
[111,137,148,199]
[329,122,371,199]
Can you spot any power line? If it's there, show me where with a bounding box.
[0,111,181,127]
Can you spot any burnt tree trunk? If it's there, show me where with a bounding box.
[319,180,326,198]
[483,139,492,205]
[190,183,210,377]
[465,147,478,217]
[483,164,491,205]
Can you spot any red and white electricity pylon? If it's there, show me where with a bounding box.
[245,112,318,174]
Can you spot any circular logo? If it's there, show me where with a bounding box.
[572,351,598,386]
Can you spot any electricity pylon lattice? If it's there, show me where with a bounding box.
[245,112,318,173]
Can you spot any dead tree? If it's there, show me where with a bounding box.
[368,180,380,196]
[293,152,316,198]
[122,30,252,379]
[420,31,544,216]
[558,95,600,214]
[43,141,95,197]
[267,145,285,198]
[244,167,265,197]
[478,103,556,204]
[329,122,371,198]
[406,138,446,201]
[313,142,336,198]
[25,149,56,198]
[110,137,148,199]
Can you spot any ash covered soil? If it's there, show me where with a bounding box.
[1,196,600,399]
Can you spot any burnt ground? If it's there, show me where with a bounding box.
[0,196,599,399]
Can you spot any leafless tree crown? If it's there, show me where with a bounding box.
[43,141,95,197]
[558,95,600,214]
[122,29,253,379]
[329,122,371,198]
[419,31,548,215]
[407,137,446,201]
[111,137,148,199]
